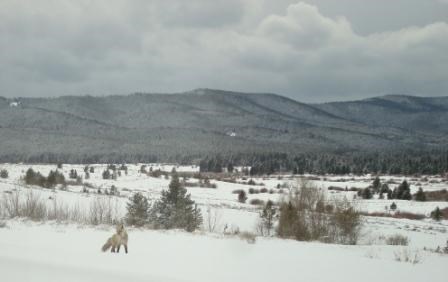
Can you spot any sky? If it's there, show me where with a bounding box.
[0,0,447,102]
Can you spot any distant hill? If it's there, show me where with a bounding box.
[0,89,447,162]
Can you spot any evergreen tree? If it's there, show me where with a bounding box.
[46,170,65,188]
[0,169,8,179]
[69,169,78,179]
[260,200,276,235]
[359,188,373,199]
[227,163,234,173]
[431,207,442,221]
[372,176,381,193]
[126,193,150,227]
[102,169,111,179]
[390,202,397,211]
[238,190,247,203]
[379,183,389,194]
[414,187,426,202]
[392,180,411,200]
[150,174,202,232]
[25,168,36,184]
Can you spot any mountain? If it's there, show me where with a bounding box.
[0,89,447,162]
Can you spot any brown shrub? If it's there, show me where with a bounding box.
[424,189,448,201]
[249,199,264,206]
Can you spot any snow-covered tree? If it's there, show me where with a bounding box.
[150,174,202,232]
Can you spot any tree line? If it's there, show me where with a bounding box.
[1,148,447,176]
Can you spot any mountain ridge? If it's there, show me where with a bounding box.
[0,89,447,162]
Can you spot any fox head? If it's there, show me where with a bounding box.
[116,223,125,233]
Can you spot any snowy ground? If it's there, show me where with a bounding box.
[0,164,447,281]
[1,220,447,282]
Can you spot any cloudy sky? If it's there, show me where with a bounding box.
[1,0,447,102]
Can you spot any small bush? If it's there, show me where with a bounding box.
[394,248,421,264]
[248,188,259,194]
[424,189,448,201]
[390,202,397,211]
[277,180,362,244]
[0,169,8,179]
[249,199,264,206]
[386,234,409,246]
[431,207,442,221]
[328,186,344,191]
[88,196,121,225]
[394,212,425,220]
[238,231,256,244]
[238,190,247,203]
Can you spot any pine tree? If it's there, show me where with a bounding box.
[25,168,36,184]
[238,190,247,203]
[414,188,426,202]
[69,169,78,179]
[150,174,202,232]
[390,202,397,211]
[102,170,111,180]
[392,180,411,200]
[0,169,8,179]
[227,163,234,173]
[431,207,442,221]
[360,188,373,199]
[126,193,150,227]
[372,177,381,193]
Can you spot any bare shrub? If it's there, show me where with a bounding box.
[394,248,421,264]
[2,190,20,218]
[360,211,425,220]
[238,231,256,244]
[424,189,448,201]
[386,234,409,246]
[257,200,276,236]
[204,206,222,233]
[88,196,121,225]
[22,191,46,220]
[394,212,425,220]
[1,190,46,220]
[47,197,73,222]
[330,198,362,245]
[249,199,264,206]
[277,180,362,244]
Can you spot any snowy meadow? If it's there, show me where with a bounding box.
[0,163,447,282]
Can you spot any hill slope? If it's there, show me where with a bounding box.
[0,89,447,162]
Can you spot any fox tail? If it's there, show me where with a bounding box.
[101,238,112,252]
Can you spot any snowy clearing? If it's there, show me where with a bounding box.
[0,163,447,281]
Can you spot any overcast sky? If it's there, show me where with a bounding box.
[1,0,447,102]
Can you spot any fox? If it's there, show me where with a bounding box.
[101,223,128,254]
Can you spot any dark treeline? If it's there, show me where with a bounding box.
[1,149,447,176]
[199,149,448,176]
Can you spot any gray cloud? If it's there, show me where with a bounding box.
[0,0,447,102]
